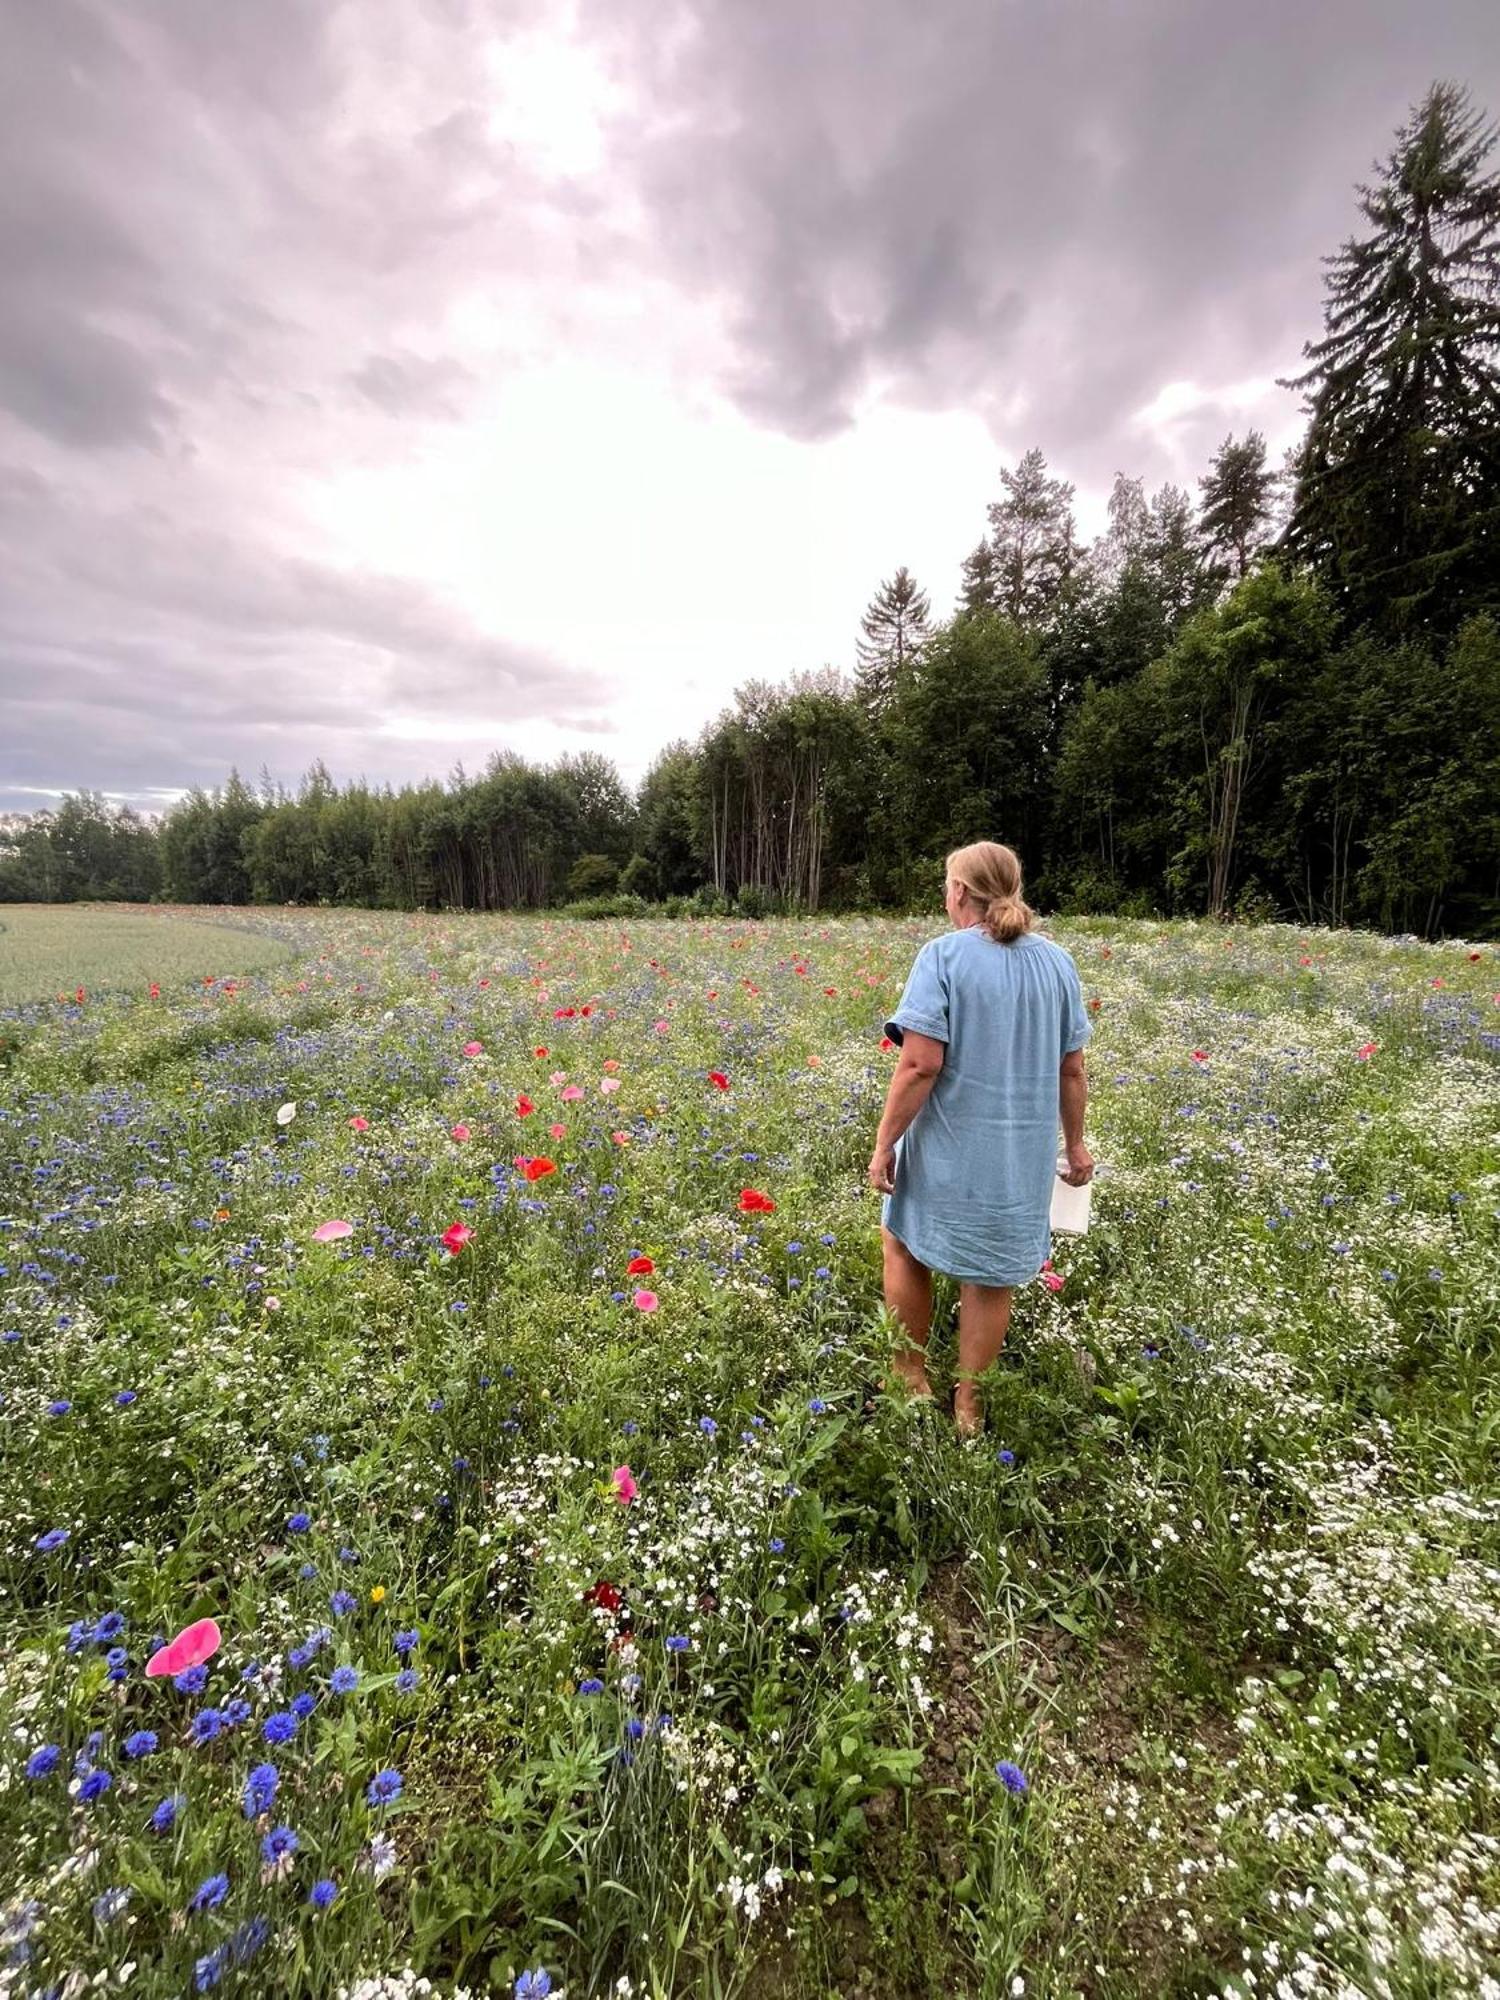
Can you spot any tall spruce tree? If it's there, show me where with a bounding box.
[855,566,931,715]
[1279,81,1500,637]
[957,538,999,616]
[987,448,1078,627]
[1199,431,1276,580]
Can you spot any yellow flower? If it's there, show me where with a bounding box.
[370,1585,386,1604]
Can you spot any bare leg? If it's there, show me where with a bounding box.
[881,1226,933,1397]
[955,1283,1014,1436]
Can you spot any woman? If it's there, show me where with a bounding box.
[868,841,1094,1438]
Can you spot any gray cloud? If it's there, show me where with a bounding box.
[581,0,1500,472]
[1,0,1497,810]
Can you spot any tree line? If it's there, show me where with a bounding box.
[4,81,1497,938]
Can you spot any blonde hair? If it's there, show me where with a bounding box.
[946,841,1035,945]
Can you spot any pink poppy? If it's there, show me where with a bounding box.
[450,1124,471,1143]
[653,1020,670,1035]
[612,1465,638,1505]
[442,1222,474,1254]
[348,1115,369,1132]
[462,1040,484,1058]
[549,1070,567,1086]
[1356,1041,1378,1060]
[632,1289,659,1312]
[548,1122,566,1138]
[145,1617,221,1679]
[600,1077,621,1094]
[611,1130,632,1146]
[560,1085,584,1102]
[311,1219,354,1243]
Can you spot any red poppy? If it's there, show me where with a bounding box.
[516,1156,557,1183]
[879,1036,893,1051]
[707,1071,730,1090]
[75,986,86,1004]
[534,1046,549,1059]
[515,1094,535,1117]
[583,1579,623,1611]
[441,1222,473,1255]
[627,1255,655,1275]
[554,1006,577,1019]
[739,1188,776,1213]
[148,982,160,1000]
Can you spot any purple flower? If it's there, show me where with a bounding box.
[330,1590,356,1616]
[34,1528,70,1553]
[366,1767,403,1807]
[190,1873,230,1914]
[994,1760,1029,1795]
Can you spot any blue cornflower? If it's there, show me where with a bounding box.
[396,1667,419,1694]
[94,1612,126,1642]
[191,1873,229,1914]
[808,1397,827,1414]
[262,1711,298,1745]
[994,1760,1029,1795]
[34,1528,70,1553]
[78,1769,112,1803]
[47,1399,72,1417]
[769,1537,785,1553]
[229,1916,270,1964]
[287,1643,315,1669]
[173,1665,209,1696]
[189,1708,227,1746]
[123,1731,158,1760]
[698,1416,717,1435]
[515,1973,552,1999]
[222,1698,251,1727]
[337,1545,360,1563]
[260,1825,298,1866]
[243,1764,279,1817]
[309,1879,338,1911]
[655,1712,673,1731]
[93,1886,132,1925]
[996,1449,1016,1466]
[150,1793,185,1832]
[298,1564,317,1582]
[25,1745,60,1780]
[330,1590,356,1616]
[329,1665,358,1694]
[194,1948,228,1993]
[665,1635,690,1653]
[290,1692,317,1719]
[366,1767,404,1806]
[286,1512,311,1535]
[114,1389,138,1407]
[578,1678,605,1696]
[67,1619,95,1651]
[621,1420,638,1435]
[393,1629,420,1657]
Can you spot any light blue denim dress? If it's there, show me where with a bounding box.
[881,926,1092,1285]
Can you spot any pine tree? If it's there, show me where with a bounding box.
[1199,432,1276,580]
[855,567,931,715]
[1279,81,1500,636]
[987,448,1078,626]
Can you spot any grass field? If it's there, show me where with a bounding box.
[0,905,296,1005]
[1,908,1497,1999]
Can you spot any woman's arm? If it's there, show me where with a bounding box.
[868,1033,945,1191]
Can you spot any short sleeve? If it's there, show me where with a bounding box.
[884,941,950,1046]
[1062,958,1091,1058]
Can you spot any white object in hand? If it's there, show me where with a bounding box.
[1050,1157,1092,1234]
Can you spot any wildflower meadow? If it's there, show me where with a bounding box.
[1,906,1497,2000]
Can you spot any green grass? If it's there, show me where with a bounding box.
[0,909,1496,1999]
[0,904,295,1003]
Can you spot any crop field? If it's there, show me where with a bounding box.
[1,908,1497,2000]
[0,907,295,1006]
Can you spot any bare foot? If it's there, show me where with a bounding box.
[953,1385,984,1438]
[889,1362,934,1402]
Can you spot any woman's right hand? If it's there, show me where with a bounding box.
[1060,1143,1094,1186]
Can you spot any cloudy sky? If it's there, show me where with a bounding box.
[2,0,1496,812]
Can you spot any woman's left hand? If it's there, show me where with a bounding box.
[867,1143,897,1194]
